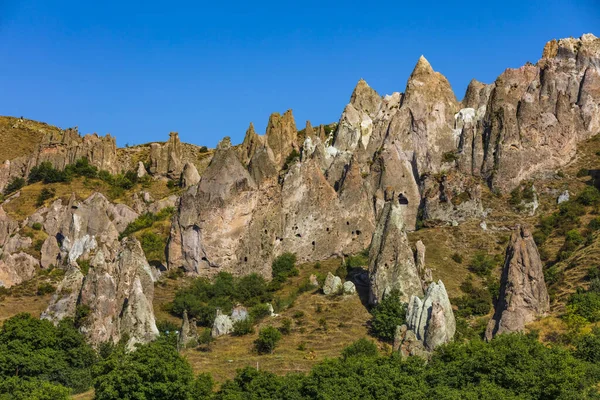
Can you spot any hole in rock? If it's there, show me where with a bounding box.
[398,194,409,205]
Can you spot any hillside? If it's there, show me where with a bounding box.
[0,33,600,399]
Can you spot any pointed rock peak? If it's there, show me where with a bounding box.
[217,136,232,150]
[168,132,180,142]
[462,79,488,108]
[246,122,256,136]
[410,55,434,77]
[350,78,381,114]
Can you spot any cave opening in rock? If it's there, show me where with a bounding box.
[398,193,409,205]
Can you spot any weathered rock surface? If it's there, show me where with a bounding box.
[368,198,423,304]
[0,252,39,288]
[231,305,249,322]
[404,280,456,351]
[485,226,550,340]
[149,132,183,179]
[212,309,233,337]
[178,310,199,348]
[323,272,342,295]
[342,280,356,295]
[181,162,200,188]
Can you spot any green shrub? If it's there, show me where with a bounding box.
[442,151,459,163]
[64,157,98,178]
[3,177,25,195]
[36,282,55,295]
[232,318,254,336]
[31,222,43,230]
[278,318,292,335]
[577,168,589,178]
[271,252,298,283]
[28,162,69,184]
[156,319,179,334]
[575,327,600,363]
[577,186,600,206]
[468,251,497,277]
[254,326,282,354]
[140,231,166,264]
[567,290,600,322]
[78,259,91,276]
[36,187,55,207]
[451,252,463,264]
[454,276,492,317]
[235,273,270,306]
[370,289,406,342]
[341,338,378,360]
[250,303,271,322]
[282,149,300,171]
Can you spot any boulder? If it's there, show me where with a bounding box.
[231,305,249,322]
[181,162,200,188]
[485,226,550,340]
[342,281,356,295]
[557,190,570,204]
[40,236,60,269]
[323,272,342,295]
[212,309,233,337]
[136,161,147,178]
[41,265,84,322]
[0,252,39,288]
[415,240,426,274]
[309,274,319,287]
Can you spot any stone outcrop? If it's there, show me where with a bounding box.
[323,272,342,295]
[368,197,423,304]
[342,280,356,295]
[178,310,199,348]
[149,132,183,179]
[181,162,200,188]
[405,280,456,351]
[211,309,233,337]
[485,226,550,340]
[33,192,159,348]
[0,252,39,288]
[461,34,600,192]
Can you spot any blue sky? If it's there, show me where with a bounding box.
[0,1,598,148]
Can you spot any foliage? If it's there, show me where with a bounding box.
[28,162,69,184]
[139,231,166,264]
[3,177,25,195]
[0,314,97,395]
[254,326,282,354]
[93,338,195,400]
[370,289,406,342]
[169,272,271,327]
[468,251,498,277]
[567,289,600,323]
[450,252,463,264]
[271,252,298,285]
[575,327,600,363]
[249,303,271,322]
[341,338,378,360]
[232,317,254,336]
[36,282,55,295]
[0,377,70,400]
[442,151,459,163]
[35,188,55,207]
[282,149,300,171]
[558,229,585,260]
[31,222,43,230]
[278,318,292,335]
[119,207,174,239]
[454,276,492,317]
[216,333,600,399]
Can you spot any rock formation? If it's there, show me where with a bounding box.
[368,195,423,304]
[181,162,200,188]
[178,310,199,348]
[405,280,456,351]
[485,226,550,340]
[149,132,183,179]
[323,272,342,295]
[211,309,233,337]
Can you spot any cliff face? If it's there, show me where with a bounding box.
[165,34,600,277]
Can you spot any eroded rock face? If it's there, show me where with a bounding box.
[178,310,199,348]
[149,132,183,179]
[405,280,456,351]
[323,272,342,295]
[0,252,39,288]
[211,309,233,337]
[35,192,159,348]
[181,162,200,188]
[368,198,423,304]
[485,226,550,340]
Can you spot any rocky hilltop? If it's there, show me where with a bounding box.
[0,34,598,352]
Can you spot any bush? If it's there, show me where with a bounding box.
[451,252,463,264]
[140,231,166,264]
[3,177,25,195]
[454,276,492,317]
[254,326,282,354]
[370,289,406,342]
[31,222,43,230]
[341,338,378,360]
[577,168,589,178]
[232,318,254,336]
[249,303,271,322]
[271,252,298,284]
[468,251,497,277]
[36,187,55,207]
[575,327,600,363]
[28,162,68,184]
[442,151,459,163]
[567,290,600,322]
[577,186,600,206]
[36,282,55,295]
[278,318,292,335]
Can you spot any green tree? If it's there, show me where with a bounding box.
[93,339,195,400]
[370,289,406,342]
[254,326,282,354]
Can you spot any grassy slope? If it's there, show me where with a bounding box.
[0,116,62,162]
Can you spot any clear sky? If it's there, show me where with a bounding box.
[0,1,598,148]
